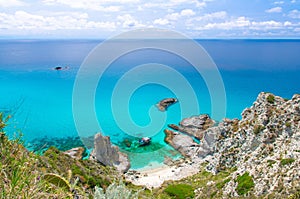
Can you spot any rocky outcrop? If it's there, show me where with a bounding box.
[168,114,215,139]
[63,147,85,160]
[211,92,300,197]
[156,98,178,111]
[90,133,130,173]
[164,129,199,158]
[165,92,300,197]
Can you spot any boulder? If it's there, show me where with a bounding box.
[168,114,215,139]
[63,147,85,160]
[156,98,178,111]
[90,133,130,173]
[164,129,199,158]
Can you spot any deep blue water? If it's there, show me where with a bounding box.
[0,39,299,169]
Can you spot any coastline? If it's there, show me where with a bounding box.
[125,158,204,189]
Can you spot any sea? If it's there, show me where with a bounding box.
[0,39,299,169]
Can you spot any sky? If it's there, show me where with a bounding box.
[0,0,300,39]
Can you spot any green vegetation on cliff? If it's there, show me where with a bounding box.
[0,113,120,198]
[235,172,255,196]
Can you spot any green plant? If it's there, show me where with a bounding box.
[280,158,295,166]
[216,178,231,189]
[235,172,254,196]
[0,119,81,198]
[267,160,276,167]
[267,94,275,104]
[164,184,195,199]
[253,125,265,135]
[288,189,300,199]
[285,122,291,128]
[0,113,10,131]
[94,181,140,199]
[43,173,71,191]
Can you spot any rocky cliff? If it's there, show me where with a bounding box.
[90,133,130,173]
[165,92,300,197]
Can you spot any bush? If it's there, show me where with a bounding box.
[235,172,254,195]
[267,160,276,167]
[280,158,295,166]
[94,181,140,199]
[253,125,265,135]
[285,122,291,128]
[165,184,195,199]
[216,178,231,189]
[267,94,275,104]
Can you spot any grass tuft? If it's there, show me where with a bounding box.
[235,172,254,196]
[165,184,195,199]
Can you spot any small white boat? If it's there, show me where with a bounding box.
[138,137,151,146]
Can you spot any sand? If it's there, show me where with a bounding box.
[124,159,203,189]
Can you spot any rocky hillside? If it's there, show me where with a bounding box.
[165,92,300,198]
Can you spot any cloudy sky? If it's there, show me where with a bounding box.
[0,0,300,38]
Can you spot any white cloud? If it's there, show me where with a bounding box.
[180,9,195,16]
[0,11,116,30]
[291,0,296,3]
[199,16,250,30]
[153,18,170,25]
[0,0,26,7]
[165,13,180,20]
[117,14,144,28]
[265,7,282,13]
[42,0,121,12]
[194,17,290,32]
[274,1,284,5]
[288,9,300,19]
[192,11,227,22]
[156,8,196,24]
[144,0,206,9]
[251,20,282,30]
[284,21,293,26]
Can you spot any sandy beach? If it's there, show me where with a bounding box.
[124,158,204,189]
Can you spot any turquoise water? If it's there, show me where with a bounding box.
[1,39,300,169]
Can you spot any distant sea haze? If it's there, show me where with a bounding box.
[0,39,299,168]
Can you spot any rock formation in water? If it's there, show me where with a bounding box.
[168,114,215,140]
[165,92,300,197]
[156,98,178,111]
[164,129,199,158]
[90,133,130,173]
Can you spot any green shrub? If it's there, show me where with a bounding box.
[267,160,276,167]
[253,125,265,135]
[165,184,195,199]
[235,172,254,195]
[280,158,295,166]
[267,94,275,104]
[216,178,231,189]
[94,181,140,199]
[285,122,291,128]
[288,189,300,199]
[43,173,71,191]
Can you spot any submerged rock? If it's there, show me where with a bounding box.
[90,133,130,173]
[156,98,178,111]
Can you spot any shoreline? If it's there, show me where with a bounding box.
[124,157,205,189]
